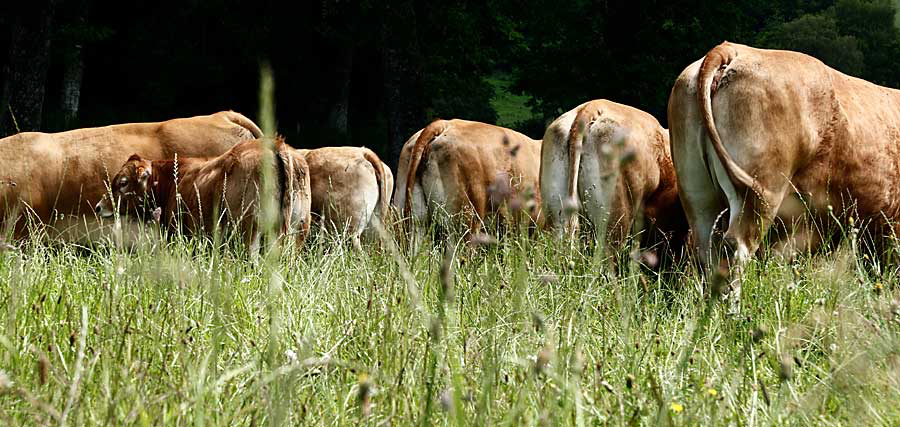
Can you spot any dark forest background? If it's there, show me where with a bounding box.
[2,0,900,169]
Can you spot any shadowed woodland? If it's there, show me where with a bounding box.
[3,0,900,168]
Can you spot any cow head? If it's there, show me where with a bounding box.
[95,154,154,219]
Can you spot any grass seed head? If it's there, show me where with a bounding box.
[537,273,558,284]
[429,318,442,342]
[509,187,537,215]
[779,354,795,381]
[469,232,498,248]
[37,353,49,386]
[534,346,553,375]
[752,325,769,343]
[487,172,513,207]
[440,245,455,304]
[0,238,16,252]
[710,261,731,298]
[635,250,659,269]
[357,373,373,418]
[532,312,546,332]
[0,370,11,391]
[440,389,454,413]
[571,349,584,375]
[284,349,298,364]
[889,301,900,322]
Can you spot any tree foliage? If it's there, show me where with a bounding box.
[2,0,900,158]
[758,13,865,76]
[757,0,900,87]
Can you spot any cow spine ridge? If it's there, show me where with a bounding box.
[404,119,447,218]
[698,43,768,200]
[224,111,265,138]
[362,148,389,222]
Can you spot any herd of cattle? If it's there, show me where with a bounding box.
[3,42,900,279]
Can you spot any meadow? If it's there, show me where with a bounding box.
[2,66,899,427]
[1,216,899,426]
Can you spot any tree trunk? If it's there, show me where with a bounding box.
[1,1,56,136]
[57,0,89,129]
[59,43,83,129]
[380,0,425,172]
[327,44,353,137]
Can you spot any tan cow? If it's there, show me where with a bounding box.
[95,137,311,252]
[541,100,685,253]
[0,111,263,237]
[393,119,542,235]
[669,41,900,274]
[296,146,391,247]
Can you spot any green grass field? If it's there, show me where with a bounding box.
[1,220,899,426]
[2,68,899,426]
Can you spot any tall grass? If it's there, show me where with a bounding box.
[2,65,900,426]
[1,218,899,425]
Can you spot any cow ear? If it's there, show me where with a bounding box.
[128,154,142,162]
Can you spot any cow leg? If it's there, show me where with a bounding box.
[718,189,785,313]
[672,144,729,270]
[713,161,791,314]
[609,180,637,251]
[244,225,262,258]
[465,179,488,238]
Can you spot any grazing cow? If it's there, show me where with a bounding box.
[541,100,685,254]
[95,137,311,251]
[0,111,263,237]
[669,41,900,274]
[393,119,542,235]
[296,146,391,247]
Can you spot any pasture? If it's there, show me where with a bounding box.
[1,220,898,426]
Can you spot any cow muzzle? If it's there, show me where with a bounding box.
[95,200,115,219]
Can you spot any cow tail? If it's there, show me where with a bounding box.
[404,119,446,219]
[698,43,767,199]
[296,152,311,243]
[225,110,265,138]
[362,148,389,223]
[273,136,293,236]
[566,102,602,211]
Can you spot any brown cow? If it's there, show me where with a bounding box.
[393,119,542,235]
[669,42,900,281]
[0,111,262,237]
[541,100,686,257]
[95,137,311,252]
[296,146,391,247]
